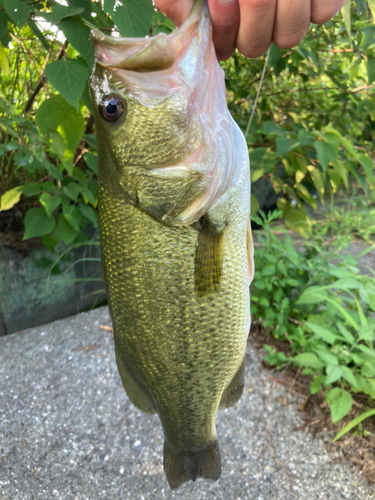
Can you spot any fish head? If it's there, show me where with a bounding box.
[90,1,244,226]
[89,7,210,175]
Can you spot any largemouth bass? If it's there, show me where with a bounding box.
[89,0,254,489]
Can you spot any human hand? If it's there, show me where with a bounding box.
[154,0,348,60]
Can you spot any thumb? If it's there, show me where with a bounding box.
[154,0,194,26]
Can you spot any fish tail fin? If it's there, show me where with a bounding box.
[163,439,221,489]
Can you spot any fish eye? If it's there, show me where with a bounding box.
[99,96,125,122]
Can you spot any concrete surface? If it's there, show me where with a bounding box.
[0,306,374,500]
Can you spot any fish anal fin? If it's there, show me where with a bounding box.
[195,217,225,298]
[247,217,254,285]
[163,439,221,489]
[115,348,155,414]
[219,355,246,410]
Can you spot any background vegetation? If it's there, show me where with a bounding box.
[0,0,374,435]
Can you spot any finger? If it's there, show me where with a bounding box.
[273,0,310,49]
[311,0,348,24]
[154,0,194,27]
[207,0,240,60]
[236,0,277,58]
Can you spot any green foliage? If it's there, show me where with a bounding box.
[253,210,375,426]
[1,0,374,248]
[223,1,375,235]
[0,0,171,250]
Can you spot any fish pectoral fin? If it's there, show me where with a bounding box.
[247,217,255,285]
[195,215,226,297]
[115,348,155,414]
[218,355,246,410]
[163,439,221,489]
[134,167,209,225]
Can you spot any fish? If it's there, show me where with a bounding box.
[89,0,254,489]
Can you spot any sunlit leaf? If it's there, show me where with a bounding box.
[341,1,351,42]
[0,187,22,211]
[0,42,9,74]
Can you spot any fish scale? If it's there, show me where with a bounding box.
[90,0,253,488]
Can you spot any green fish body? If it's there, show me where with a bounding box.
[90,0,254,488]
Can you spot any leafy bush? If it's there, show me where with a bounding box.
[252,210,375,425]
[0,0,374,248]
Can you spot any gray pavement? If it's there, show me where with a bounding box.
[0,306,374,500]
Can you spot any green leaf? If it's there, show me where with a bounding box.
[40,193,62,217]
[63,182,81,202]
[21,183,42,197]
[315,349,339,366]
[79,202,98,227]
[28,21,50,51]
[0,41,9,74]
[103,0,116,14]
[329,390,352,424]
[54,213,80,245]
[356,154,374,181]
[330,159,348,189]
[60,17,95,70]
[42,234,59,252]
[0,11,8,39]
[23,208,56,240]
[337,322,355,344]
[334,409,375,442]
[314,141,338,172]
[294,352,325,370]
[367,55,375,85]
[358,324,375,342]
[341,1,351,41]
[83,152,98,175]
[36,95,85,162]
[309,167,325,201]
[111,0,154,37]
[283,205,312,239]
[330,277,360,289]
[63,212,81,232]
[259,121,285,137]
[67,0,92,20]
[325,366,342,386]
[340,366,359,389]
[305,322,337,345]
[297,286,328,305]
[251,193,259,215]
[4,0,30,27]
[262,264,276,276]
[276,137,299,157]
[369,0,375,20]
[250,148,277,182]
[0,187,22,211]
[277,262,287,277]
[45,58,89,110]
[38,5,84,24]
[360,26,375,49]
[310,378,322,395]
